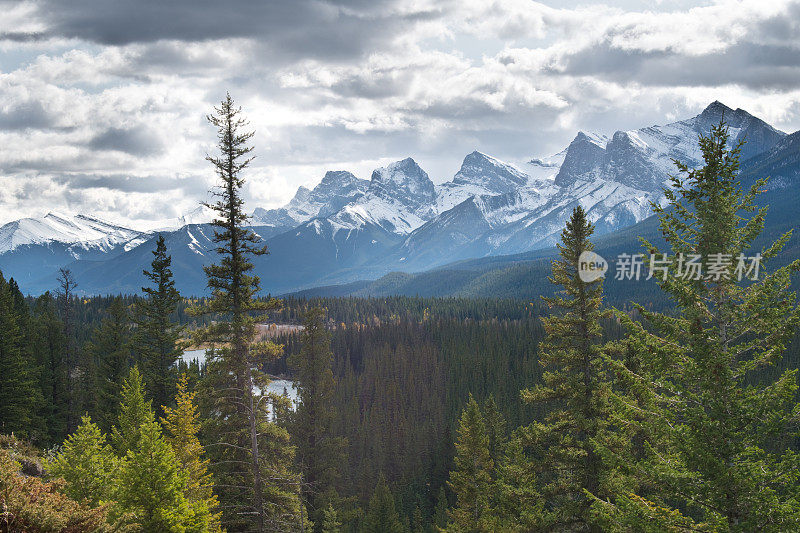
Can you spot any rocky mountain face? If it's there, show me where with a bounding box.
[3,101,793,296]
[252,170,369,228]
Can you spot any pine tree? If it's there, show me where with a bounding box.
[433,487,449,531]
[290,307,347,528]
[116,417,192,531]
[30,292,69,444]
[86,297,132,431]
[111,366,153,455]
[446,395,493,532]
[321,504,342,533]
[48,415,119,507]
[594,122,800,530]
[520,205,610,531]
[480,396,506,469]
[0,272,41,438]
[162,374,222,532]
[134,234,184,417]
[487,434,543,532]
[362,474,403,533]
[191,92,302,532]
[56,267,79,432]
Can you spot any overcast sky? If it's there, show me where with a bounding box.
[2,0,800,226]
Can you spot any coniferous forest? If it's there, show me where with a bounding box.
[2,97,800,533]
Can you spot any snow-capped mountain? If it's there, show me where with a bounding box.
[4,101,793,296]
[435,151,538,213]
[252,170,370,228]
[555,101,785,192]
[0,212,143,254]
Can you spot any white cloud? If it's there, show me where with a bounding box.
[1,0,799,226]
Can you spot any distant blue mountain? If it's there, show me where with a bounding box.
[2,102,794,297]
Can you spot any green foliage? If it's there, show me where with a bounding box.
[321,504,342,533]
[445,395,493,532]
[30,292,69,445]
[134,234,184,417]
[85,297,132,431]
[0,447,111,532]
[486,434,543,532]
[520,206,610,531]
[596,122,800,530]
[111,366,153,455]
[116,418,191,532]
[162,374,223,533]
[0,273,42,439]
[47,415,118,507]
[362,474,403,533]
[290,307,347,529]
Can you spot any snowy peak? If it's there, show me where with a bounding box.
[555,131,608,187]
[368,158,436,215]
[452,151,528,194]
[0,212,143,254]
[253,169,369,227]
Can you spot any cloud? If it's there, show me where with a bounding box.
[88,126,163,156]
[1,0,800,226]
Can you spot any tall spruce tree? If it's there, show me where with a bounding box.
[290,307,347,529]
[593,122,800,530]
[116,417,192,532]
[520,205,609,532]
[111,366,152,455]
[446,395,494,532]
[192,92,303,532]
[362,474,403,533]
[56,267,78,432]
[134,234,184,417]
[87,297,132,431]
[31,292,69,444]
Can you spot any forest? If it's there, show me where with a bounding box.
[2,98,800,533]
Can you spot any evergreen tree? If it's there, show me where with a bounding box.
[48,415,119,507]
[594,122,800,530]
[446,395,493,532]
[86,297,132,430]
[0,272,41,438]
[321,504,342,533]
[116,417,192,532]
[56,267,79,432]
[486,434,543,532]
[30,292,69,444]
[432,487,449,531]
[162,374,223,532]
[191,92,302,532]
[480,396,506,469]
[520,205,610,531]
[290,307,347,529]
[362,474,403,533]
[111,366,153,455]
[134,234,184,417]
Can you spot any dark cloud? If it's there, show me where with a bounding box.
[0,101,57,130]
[88,125,163,156]
[51,173,205,194]
[555,41,800,90]
[34,0,420,62]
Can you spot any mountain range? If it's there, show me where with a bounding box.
[2,101,795,296]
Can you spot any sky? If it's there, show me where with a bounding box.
[1,0,800,227]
